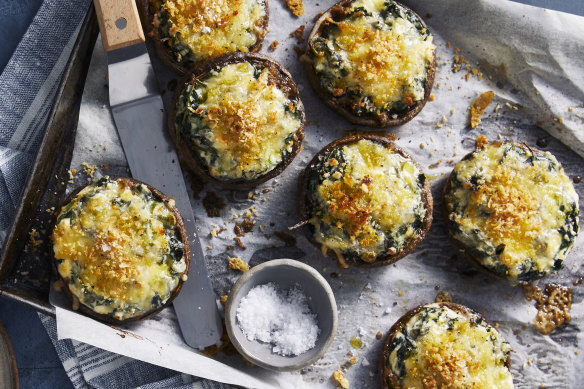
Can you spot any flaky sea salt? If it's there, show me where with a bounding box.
[236,283,320,356]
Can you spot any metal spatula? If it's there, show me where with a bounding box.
[93,0,222,348]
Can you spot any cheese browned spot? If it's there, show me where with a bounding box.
[445,141,579,283]
[306,139,426,263]
[176,61,303,180]
[310,0,434,117]
[388,304,513,389]
[52,177,187,321]
[155,0,266,66]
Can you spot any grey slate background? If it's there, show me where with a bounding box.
[0,0,582,388]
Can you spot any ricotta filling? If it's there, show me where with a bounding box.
[388,304,514,389]
[311,0,434,113]
[308,139,426,262]
[155,0,266,65]
[446,143,579,282]
[53,178,186,320]
[177,61,302,180]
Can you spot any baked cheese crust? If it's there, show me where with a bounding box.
[308,0,435,122]
[305,138,428,264]
[387,303,514,389]
[52,177,187,321]
[444,141,579,284]
[153,0,267,68]
[175,59,303,181]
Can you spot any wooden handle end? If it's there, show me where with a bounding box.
[94,0,145,51]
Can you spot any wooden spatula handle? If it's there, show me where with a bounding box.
[93,0,145,51]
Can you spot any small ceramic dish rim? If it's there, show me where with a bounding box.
[225,258,338,372]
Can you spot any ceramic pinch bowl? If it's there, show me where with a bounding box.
[225,258,338,371]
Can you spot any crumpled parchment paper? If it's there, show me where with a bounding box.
[53,1,584,387]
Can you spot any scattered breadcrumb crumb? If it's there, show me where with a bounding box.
[291,25,306,43]
[81,162,97,178]
[376,331,383,340]
[428,94,435,101]
[67,169,76,183]
[220,295,228,306]
[27,228,43,252]
[347,356,357,365]
[333,370,350,388]
[470,91,494,128]
[285,0,304,16]
[210,227,226,237]
[228,256,249,272]
[269,40,280,51]
[522,283,572,335]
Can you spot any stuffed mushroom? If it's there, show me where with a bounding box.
[138,0,269,74]
[443,138,579,285]
[299,134,432,268]
[305,0,436,127]
[380,302,514,389]
[170,53,305,189]
[52,177,189,323]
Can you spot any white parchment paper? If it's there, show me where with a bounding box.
[54,1,584,387]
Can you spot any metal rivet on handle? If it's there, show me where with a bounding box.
[115,17,127,30]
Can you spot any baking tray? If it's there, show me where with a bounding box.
[0,6,99,315]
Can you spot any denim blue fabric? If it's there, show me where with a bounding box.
[0,0,91,247]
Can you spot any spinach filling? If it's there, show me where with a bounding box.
[387,306,511,383]
[174,63,302,180]
[305,141,426,261]
[446,143,579,282]
[55,178,185,319]
[387,306,440,378]
[156,8,197,68]
[311,0,432,120]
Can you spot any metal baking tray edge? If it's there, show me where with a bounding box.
[0,6,99,315]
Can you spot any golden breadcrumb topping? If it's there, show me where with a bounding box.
[184,62,302,180]
[53,178,187,320]
[156,0,265,63]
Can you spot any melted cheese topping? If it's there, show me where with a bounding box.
[52,178,187,321]
[179,62,302,180]
[389,304,513,389]
[155,0,265,63]
[309,139,426,262]
[312,0,434,108]
[445,142,579,283]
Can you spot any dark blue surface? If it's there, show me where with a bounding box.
[0,0,44,72]
[0,299,73,389]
